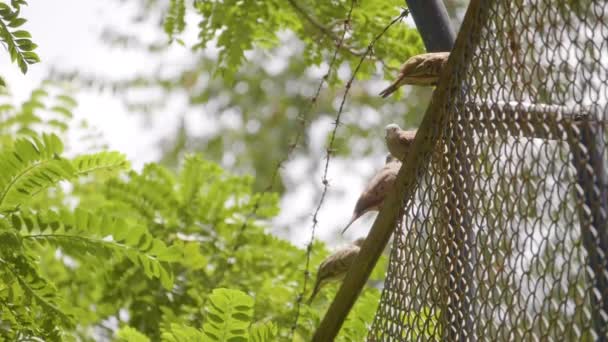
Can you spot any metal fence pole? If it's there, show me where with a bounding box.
[568,116,608,340]
[405,0,455,52]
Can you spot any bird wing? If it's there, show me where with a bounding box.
[424,52,449,76]
[397,54,427,77]
[355,165,399,212]
[309,246,360,302]
[318,246,360,281]
[398,130,416,147]
[405,52,449,78]
[353,162,399,212]
[379,52,449,97]
[343,160,401,233]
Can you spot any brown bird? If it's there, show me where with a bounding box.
[341,155,402,234]
[308,237,366,304]
[379,51,450,98]
[385,124,417,161]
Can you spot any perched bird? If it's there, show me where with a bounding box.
[341,155,402,234]
[385,124,417,161]
[308,237,366,304]
[379,51,450,98]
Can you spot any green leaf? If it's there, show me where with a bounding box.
[161,323,205,342]
[202,288,254,342]
[0,8,39,75]
[116,325,152,342]
[49,105,73,118]
[72,151,130,175]
[8,17,26,27]
[56,94,77,107]
[164,0,186,39]
[11,29,30,38]
[0,255,74,330]
[0,133,74,211]
[249,321,277,342]
[16,208,176,289]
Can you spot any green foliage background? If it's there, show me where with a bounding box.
[0,0,467,340]
[0,84,387,340]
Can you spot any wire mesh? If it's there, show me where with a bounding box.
[369,0,608,340]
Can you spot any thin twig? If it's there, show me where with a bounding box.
[285,0,368,57]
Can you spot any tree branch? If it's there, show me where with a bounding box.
[285,0,367,57]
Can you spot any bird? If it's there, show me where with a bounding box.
[341,155,402,234]
[308,237,366,304]
[385,124,417,161]
[379,51,450,98]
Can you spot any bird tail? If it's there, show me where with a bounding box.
[378,83,398,98]
[307,281,322,304]
[341,212,359,235]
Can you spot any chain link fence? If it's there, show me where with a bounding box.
[369,0,608,340]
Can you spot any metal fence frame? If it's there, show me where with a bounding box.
[313,0,608,340]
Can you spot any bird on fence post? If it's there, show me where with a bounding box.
[385,124,417,161]
[379,51,450,98]
[308,237,366,304]
[341,155,401,234]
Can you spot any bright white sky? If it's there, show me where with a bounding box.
[1,1,418,248]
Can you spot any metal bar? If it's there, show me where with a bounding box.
[405,0,456,52]
[483,100,608,338]
[464,103,608,339]
[567,117,608,340]
[463,101,592,140]
[312,0,477,340]
[463,101,608,339]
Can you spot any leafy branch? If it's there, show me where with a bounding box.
[164,0,186,40]
[15,208,178,289]
[0,256,73,328]
[0,0,39,74]
[285,0,366,57]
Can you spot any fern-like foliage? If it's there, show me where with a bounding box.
[0,224,71,340]
[0,128,139,339]
[191,0,422,81]
[72,151,130,176]
[202,288,254,341]
[0,0,39,73]
[159,290,277,342]
[194,0,296,82]
[0,133,73,212]
[0,85,78,148]
[14,208,177,289]
[164,0,186,40]
[0,134,129,212]
[249,321,278,342]
[116,326,152,342]
[161,323,206,341]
